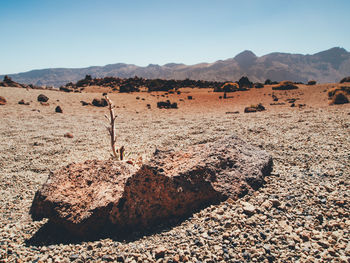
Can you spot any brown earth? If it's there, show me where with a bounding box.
[0,83,349,262]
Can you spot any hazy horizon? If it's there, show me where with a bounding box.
[1,0,350,74]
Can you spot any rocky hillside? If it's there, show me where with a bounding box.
[1,47,350,87]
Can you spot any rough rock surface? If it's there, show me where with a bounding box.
[30,135,272,236]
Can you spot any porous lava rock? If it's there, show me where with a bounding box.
[30,135,273,236]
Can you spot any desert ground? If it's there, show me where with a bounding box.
[0,83,349,262]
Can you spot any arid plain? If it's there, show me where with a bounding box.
[0,83,349,262]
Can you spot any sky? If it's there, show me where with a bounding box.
[1,0,350,74]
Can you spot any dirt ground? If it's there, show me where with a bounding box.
[0,84,349,262]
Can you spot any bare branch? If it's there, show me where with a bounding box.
[105,95,120,160]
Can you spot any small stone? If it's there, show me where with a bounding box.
[116,255,124,262]
[64,133,74,138]
[300,231,310,241]
[172,254,180,263]
[55,106,63,113]
[242,201,256,215]
[102,255,114,262]
[317,240,329,249]
[18,99,30,105]
[69,254,79,261]
[270,199,281,208]
[154,246,166,259]
[261,200,273,210]
[0,96,6,105]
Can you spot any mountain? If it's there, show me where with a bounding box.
[1,47,350,87]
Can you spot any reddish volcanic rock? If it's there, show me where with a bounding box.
[30,135,273,236]
[0,96,6,105]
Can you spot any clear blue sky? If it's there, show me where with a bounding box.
[1,0,349,74]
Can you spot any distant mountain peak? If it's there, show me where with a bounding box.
[234,50,257,59]
[234,50,257,68]
[314,47,349,69]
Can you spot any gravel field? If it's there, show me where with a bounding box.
[0,86,349,262]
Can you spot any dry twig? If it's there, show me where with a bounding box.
[105,96,124,160]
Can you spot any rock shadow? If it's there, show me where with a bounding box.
[25,202,217,247]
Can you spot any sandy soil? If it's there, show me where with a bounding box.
[0,84,349,262]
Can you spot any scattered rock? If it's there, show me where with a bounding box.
[307,80,316,85]
[154,246,166,259]
[55,106,63,113]
[157,100,178,109]
[18,99,30,105]
[80,100,90,106]
[40,102,50,106]
[0,96,7,105]
[37,94,49,102]
[270,102,285,106]
[30,135,273,236]
[92,98,108,107]
[244,103,266,113]
[59,86,73,92]
[187,96,193,100]
[272,81,298,90]
[64,133,73,138]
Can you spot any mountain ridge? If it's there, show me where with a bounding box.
[1,47,349,87]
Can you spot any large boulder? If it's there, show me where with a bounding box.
[30,135,273,236]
